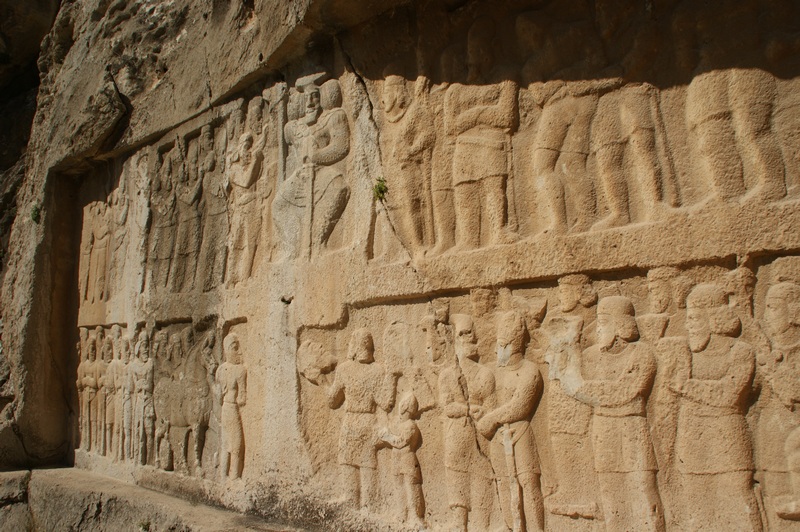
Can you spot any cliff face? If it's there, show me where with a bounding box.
[3,0,800,530]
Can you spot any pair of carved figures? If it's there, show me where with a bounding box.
[80,187,130,304]
[77,325,247,481]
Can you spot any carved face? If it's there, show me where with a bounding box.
[304,88,322,123]
[686,306,711,353]
[467,34,492,82]
[224,334,242,364]
[102,340,114,363]
[558,283,581,313]
[87,342,97,362]
[496,312,522,367]
[381,78,408,121]
[138,336,150,362]
[648,279,671,314]
[596,312,617,350]
[454,320,477,364]
[765,293,791,337]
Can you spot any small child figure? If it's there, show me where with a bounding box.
[379,393,425,528]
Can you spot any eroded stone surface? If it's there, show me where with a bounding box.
[3,0,800,530]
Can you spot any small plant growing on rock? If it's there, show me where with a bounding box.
[138,521,151,532]
[30,204,41,224]
[373,177,388,201]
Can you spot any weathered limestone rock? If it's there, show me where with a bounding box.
[3,0,800,530]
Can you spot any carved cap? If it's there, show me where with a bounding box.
[598,295,636,317]
[687,283,729,309]
[296,72,328,91]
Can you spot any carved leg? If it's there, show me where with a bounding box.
[521,473,545,532]
[452,182,481,251]
[314,180,350,252]
[360,466,376,510]
[593,143,630,230]
[339,464,359,507]
[629,128,667,216]
[561,152,595,232]
[734,103,786,202]
[429,189,455,255]
[406,478,425,526]
[778,426,800,520]
[483,174,514,246]
[533,148,567,234]
[694,118,745,201]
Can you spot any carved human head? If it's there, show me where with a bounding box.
[223,333,242,364]
[451,313,478,364]
[597,296,639,350]
[348,328,374,364]
[558,274,597,313]
[764,282,800,339]
[102,336,114,362]
[136,333,150,362]
[296,72,327,123]
[80,327,89,344]
[169,333,183,362]
[647,266,681,314]
[467,19,495,82]
[686,283,741,352]
[398,393,418,420]
[111,324,122,340]
[381,73,409,122]
[237,132,254,161]
[87,338,97,362]
[496,310,526,367]
[154,330,169,359]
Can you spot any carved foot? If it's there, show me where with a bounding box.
[591,213,629,231]
[571,217,593,233]
[777,498,800,521]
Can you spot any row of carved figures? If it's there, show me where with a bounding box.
[76,324,247,480]
[81,34,800,303]
[299,264,800,531]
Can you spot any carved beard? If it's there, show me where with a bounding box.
[384,94,407,123]
[496,343,512,367]
[597,327,617,350]
[303,105,322,125]
[455,341,476,364]
[689,330,711,353]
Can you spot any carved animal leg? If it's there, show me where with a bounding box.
[695,118,745,201]
[483,174,514,245]
[534,148,567,234]
[429,189,455,255]
[561,152,595,233]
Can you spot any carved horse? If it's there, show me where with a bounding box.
[154,330,213,475]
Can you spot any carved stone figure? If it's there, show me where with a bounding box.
[170,138,203,292]
[444,20,517,250]
[542,274,600,519]
[216,332,247,480]
[76,329,91,451]
[380,72,435,258]
[108,184,130,299]
[420,300,452,367]
[477,310,544,532]
[87,202,111,303]
[378,393,425,527]
[99,335,114,455]
[672,283,762,530]
[273,73,350,260]
[108,325,128,461]
[196,124,228,292]
[557,296,664,531]
[756,281,800,525]
[225,126,267,285]
[675,0,786,204]
[328,328,398,509]
[131,332,156,466]
[438,313,494,531]
[83,337,101,453]
[147,147,179,291]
